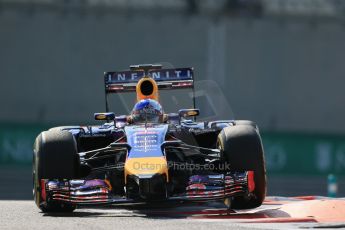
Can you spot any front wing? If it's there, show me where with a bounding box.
[39,171,254,206]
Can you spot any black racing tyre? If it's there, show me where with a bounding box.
[33,130,79,212]
[218,124,266,209]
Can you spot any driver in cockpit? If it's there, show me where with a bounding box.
[127,99,165,124]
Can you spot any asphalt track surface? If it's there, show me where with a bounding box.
[0,201,254,230]
[2,199,345,230]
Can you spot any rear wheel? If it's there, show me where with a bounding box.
[218,122,266,209]
[33,130,79,212]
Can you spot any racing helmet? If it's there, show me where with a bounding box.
[131,99,164,123]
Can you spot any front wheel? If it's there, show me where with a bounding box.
[33,130,79,212]
[218,122,267,209]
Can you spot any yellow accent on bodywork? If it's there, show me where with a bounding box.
[95,114,107,120]
[124,157,169,183]
[187,110,198,116]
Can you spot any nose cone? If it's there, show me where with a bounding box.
[124,157,168,180]
[125,157,169,200]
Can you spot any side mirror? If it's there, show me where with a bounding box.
[94,112,115,121]
[178,109,200,118]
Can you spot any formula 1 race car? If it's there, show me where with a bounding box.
[33,64,266,212]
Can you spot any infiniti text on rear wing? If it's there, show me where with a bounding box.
[104,68,194,93]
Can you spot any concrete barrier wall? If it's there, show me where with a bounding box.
[1,7,345,134]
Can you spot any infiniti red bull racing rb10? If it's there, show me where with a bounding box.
[33,64,266,212]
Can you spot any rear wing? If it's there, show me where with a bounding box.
[103,67,195,112]
[104,67,194,93]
